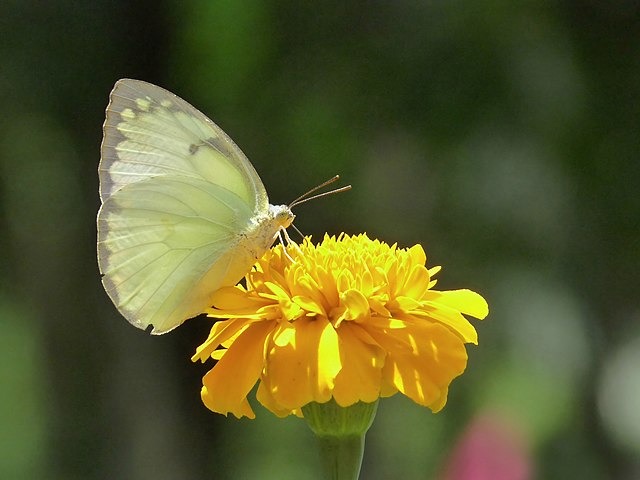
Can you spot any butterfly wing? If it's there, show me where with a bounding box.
[98,79,268,334]
[100,78,268,210]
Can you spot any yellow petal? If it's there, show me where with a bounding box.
[369,297,390,317]
[210,287,256,310]
[393,295,422,312]
[316,319,342,390]
[416,305,479,344]
[293,295,325,316]
[315,266,339,307]
[264,281,304,320]
[264,281,290,299]
[201,386,255,419]
[358,268,374,297]
[429,386,449,413]
[192,318,253,362]
[336,270,355,294]
[200,321,274,418]
[265,317,338,410]
[255,380,296,418]
[427,289,489,319]
[332,323,384,406]
[292,276,328,315]
[376,322,467,408]
[211,349,226,360]
[340,289,370,322]
[408,244,426,266]
[402,264,431,299]
[272,324,295,347]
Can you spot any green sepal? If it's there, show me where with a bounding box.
[302,399,379,480]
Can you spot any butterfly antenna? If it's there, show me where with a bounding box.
[289,175,352,209]
[289,175,340,206]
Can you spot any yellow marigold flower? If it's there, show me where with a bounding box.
[192,233,488,419]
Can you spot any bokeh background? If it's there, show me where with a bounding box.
[1,2,639,479]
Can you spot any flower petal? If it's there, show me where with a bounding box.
[264,317,338,410]
[192,318,255,362]
[293,295,325,316]
[340,289,370,323]
[315,265,340,307]
[255,381,295,418]
[200,321,274,418]
[416,305,479,344]
[371,322,467,410]
[332,323,385,406]
[402,264,431,299]
[426,289,489,319]
[201,386,255,419]
[408,244,426,266]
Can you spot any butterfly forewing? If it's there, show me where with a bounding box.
[97,79,276,334]
[100,79,268,211]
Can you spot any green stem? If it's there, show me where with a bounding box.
[316,434,365,480]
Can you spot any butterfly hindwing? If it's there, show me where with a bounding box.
[98,175,261,334]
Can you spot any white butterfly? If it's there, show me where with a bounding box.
[97,79,298,334]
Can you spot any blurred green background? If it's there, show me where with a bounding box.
[1,1,639,479]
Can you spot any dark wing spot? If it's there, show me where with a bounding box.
[205,136,232,157]
[189,136,232,157]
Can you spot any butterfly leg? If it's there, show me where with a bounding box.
[278,228,302,263]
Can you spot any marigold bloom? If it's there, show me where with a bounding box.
[192,233,488,419]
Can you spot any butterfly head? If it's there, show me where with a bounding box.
[269,204,296,230]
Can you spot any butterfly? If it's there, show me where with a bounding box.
[97,79,347,334]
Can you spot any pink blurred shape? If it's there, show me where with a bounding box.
[440,413,532,480]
